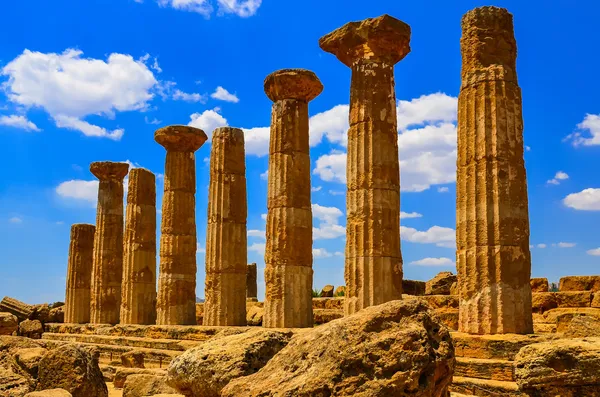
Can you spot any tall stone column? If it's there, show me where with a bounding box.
[121,168,157,325]
[246,263,257,300]
[263,69,322,328]
[319,15,410,315]
[204,127,247,326]
[65,224,95,324]
[457,6,533,335]
[155,125,207,325]
[90,161,129,324]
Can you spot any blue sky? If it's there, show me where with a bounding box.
[1,0,599,304]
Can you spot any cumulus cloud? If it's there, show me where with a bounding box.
[557,242,576,248]
[0,115,40,131]
[547,171,569,185]
[409,257,454,266]
[564,114,600,146]
[537,244,547,249]
[438,187,449,193]
[260,170,268,180]
[243,127,270,157]
[312,204,345,240]
[211,86,239,103]
[188,109,228,139]
[148,0,261,17]
[1,49,157,140]
[157,0,213,16]
[309,105,349,147]
[400,212,423,219]
[564,188,600,211]
[313,248,333,259]
[55,180,99,204]
[172,89,207,103]
[313,150,347,183]
[311,186,322,192]
[587,248,600,256]
[217,0,261,17]
[248,242,265,255]
[247,229,265,239]
[401,225,456,248]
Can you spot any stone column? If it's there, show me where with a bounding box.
[65,224,95,324]
[319,15,410,315]
[203,127,247,326]
[263,69,322,328]
[90,161,129,325]
[246,263,257,300]
[121,168,157,325]
[457,6,533,334]
[155,125,207,325]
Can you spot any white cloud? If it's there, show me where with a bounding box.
[309,105,349,147]
[409,257,454,266]
[401,225,455,248]
[260,213,267,221]
[2,49,157,140]
[537,244,547,249]
[157,0,213,16]
[564,188,600,211]
[329,190,345,196]
[54,115,124,140]
[525,145,531,151]
[9,217,22,224]
[247,229,265,239]
[587,248,600,256]
[144,116,161,125]
[260,170,268,180]
[216,0,261,17]
[564,114,600,146]
[243,127,270,157]
[400,211,422,219]
[547,171,569,185]
[173,89,207,103]
[188,109,228,139]
[211,86,239,103]
[311,186,322,192]
[557,242,576,248]
[396,92,457,130]
[313,248,333,259]
[334,252,343,257]
[55,180,99,204]
[438,187,449,193]
[248,242,265,255]
[312,204,345,240]
[196,243,206,254]
[313,150,347,183]
[0,115,40,131]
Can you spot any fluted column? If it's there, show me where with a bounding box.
[90,161,129,324]
[65,224,95,324]
[263,69,322,328]
[203,127,247,326]
[320,15,410,315]
[246,263,257,300]
[155,125,207,325]
[457,6,533,335]
[121,168,157,325]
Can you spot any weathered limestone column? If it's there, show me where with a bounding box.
[155,125,207,325]
[90,161,129,324]
[121,168,157,325]
[320,15,410,315]
[246,263,257,299]
[263,69,323,328]
[64,224,95,324]
[203,127,247,326]
[457,6,533,334]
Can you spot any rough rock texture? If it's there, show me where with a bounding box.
[194,303,203,326]
[18,320,43,340]
[246,263,257,299]
[121,168,157,325]
[167,329,292,397]
[30,305,50,325]
[90,161,129,325]
[560,276,600,292]
[515,338,600,396]
[334,286,346,297]
[222,299,454,397]
[114,368,166,388]
[64,224,95,324]
[565,315,600,338]
[403,280,426,296]
[544,307,600,324]
[0,312,18,335]
[530,278,549,293]
[0,337,45,396]
[48,307,64,324]
[121,350,145,368]
[246,305,264,326]
[14,347,47,378]
[425,272,457,296]
[155,125,208,326]
[0,297,34,322]
[25,390,72,397]
[37,344,108,397]
[320,285,334,298]
[320,16,408,316]
[123,374,178,397]
[263,69,322,328]
[204,127,247,326]
[456,6,533,335]
[313,309,343,325]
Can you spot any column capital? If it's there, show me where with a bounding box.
[90,161,129,181]
[264,69,323,102]
[154,125,208,152]
[319,14,411,67]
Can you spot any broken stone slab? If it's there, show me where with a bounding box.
[121,350,145,368]
[114,368,166,388]
[426,272,457,295]
[19,319,44,339]
[0,297,34,322]
[560,276,600,292]
[530,278,549,292]
[15,347,47,378]
[123,374,178,397]
[564,315,600,338]
[0,312,18,335]
[402,279,426,296]
[319,285,334,298]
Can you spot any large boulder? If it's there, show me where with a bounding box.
[560,276,600,292]
[25,390,72,397]
[167,329,293,397]
[0,336,46,396]
[425,272,457,295]
[121,350,145,368]
[15,347,48,377]
[47,307,64,324]
[29,304,51,324]
[564,315,600,338]
[246,305,264,326]
[19,320,44,339]
[402,279,426,296]
[222,299,455,397]
[114,368,166,388]
[515,338,600,396]
[123,374,178,397]
[530,278,549,292]
[320,285,334,298]
[37,344,107,397]
[0,312,18,335]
